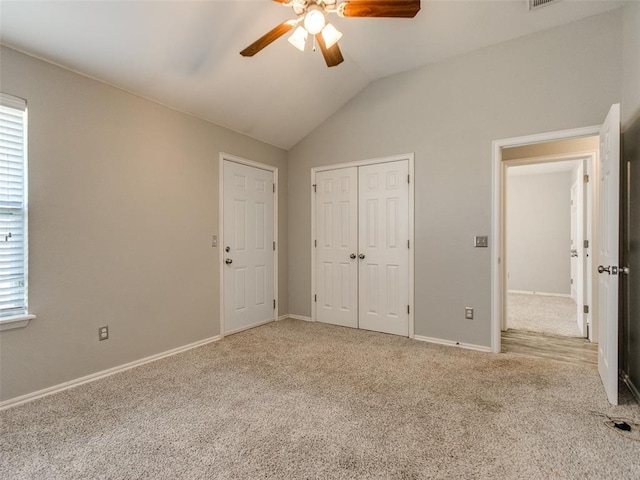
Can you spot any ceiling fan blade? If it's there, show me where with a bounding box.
[315,34,344,68]
[240,22,295,57]
[340,0,420,18]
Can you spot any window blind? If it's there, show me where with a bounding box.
[0,93,27,317]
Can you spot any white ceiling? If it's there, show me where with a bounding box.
[0,0,624,149]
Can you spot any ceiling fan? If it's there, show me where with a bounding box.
[240,0,421,67]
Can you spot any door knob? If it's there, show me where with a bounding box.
[598,265,610,274]
[225,246,230,252]
[570,249,578,257]
[225,258,233,265]
[358,253,365,260]
[350,253,356,259]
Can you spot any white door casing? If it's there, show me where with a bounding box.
[597,103,620,405]
[575,161,587,337]
[571,180,578,301]
[315,168,359,328]
[358,161,410,336]
[222,159,275,335]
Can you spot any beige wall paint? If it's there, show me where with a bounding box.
[506,171,572,295]
[502,136,599,162]
[0,46,288,402]
[288,10,623,347]
[622,1,640,128]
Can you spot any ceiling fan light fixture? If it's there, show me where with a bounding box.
[304,8,326,35]
[288,26,308,51]
[321,23,342,49]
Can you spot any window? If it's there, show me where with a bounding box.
[0,93,30,324]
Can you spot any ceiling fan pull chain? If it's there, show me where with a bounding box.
[312,35,317,52]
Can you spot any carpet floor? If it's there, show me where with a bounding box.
[507,293,582,337]
[1,319,639,479]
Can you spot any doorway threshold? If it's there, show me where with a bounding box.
[501,329,596,366]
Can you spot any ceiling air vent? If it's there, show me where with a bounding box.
[529,0,561,11]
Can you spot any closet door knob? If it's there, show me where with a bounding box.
[358,254,365,260]
[350,253,356,259]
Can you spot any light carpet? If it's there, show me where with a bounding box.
[507,292,582,337]
[1,319,639,479]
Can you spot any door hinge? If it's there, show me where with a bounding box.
[407,174,410,184]
[273,241,276,251]
[273,299,276,309]
[314,239,317,247]
[584,240,589,249]
[314,294,317,302]
[312,184,316,192]
[407,239,410,249]
[407,305,410,314]
[584,305,589,314]
[584,174,589,183]
[273,184,276,193]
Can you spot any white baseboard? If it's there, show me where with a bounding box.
[287,314,313,322]
[622,372,640,403]
[0,335,221,411]
[276,314,288,321]
[508,290,572,298]
[224,318,275,336]
[414,335,492,353]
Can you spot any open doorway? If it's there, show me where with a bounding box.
[498,135,600,365]
[505,158,588,339]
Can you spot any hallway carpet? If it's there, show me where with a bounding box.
[1,319,639,479]
[507,292,582,337]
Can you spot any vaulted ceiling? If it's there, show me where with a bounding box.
[0,1,623,149]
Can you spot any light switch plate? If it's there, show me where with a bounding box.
[212,235,218,247]
[474,236,488,248]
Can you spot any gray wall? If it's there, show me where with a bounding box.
[506,171,572,295]
[622,1,640,128]
[288,10,623,347]
[0,46,288,402]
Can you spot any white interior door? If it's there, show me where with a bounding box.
[223,160,274,335]
[358,161,410,336]
[597,103,620,405]
[575,161,587,337]
[571,180,578,301]
[315,168,358,328]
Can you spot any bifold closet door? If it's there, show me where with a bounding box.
[315,167,359,328]
[358,161,409,336]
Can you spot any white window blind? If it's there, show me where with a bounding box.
[0,93,28,317]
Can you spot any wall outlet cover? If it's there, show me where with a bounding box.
[474,236,488,248]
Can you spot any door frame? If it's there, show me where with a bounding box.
[219,153,278,338]
[310,153,415,337]
[502,153,595,336]
[491,127,600,353]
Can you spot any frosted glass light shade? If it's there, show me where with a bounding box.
[304,9,325,35]
[321,23,342,49]
[288,27,308,51]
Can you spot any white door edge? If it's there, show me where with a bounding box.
[311,153,415,338]
[219,153,278,338]
[491,127,600,353]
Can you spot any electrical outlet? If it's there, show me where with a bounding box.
[98,325,109,341]
[212,235,218,247]
[465,307,474,320]
[474,236,488,248]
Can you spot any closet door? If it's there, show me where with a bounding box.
[315,168,359,328]
[358,161,410,336]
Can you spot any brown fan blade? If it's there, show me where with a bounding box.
[315,34,344,68]
[240,22,294,57]
[340,0,420,18]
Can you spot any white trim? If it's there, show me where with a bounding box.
[287,314,314,322]
[0,314,36,331]
[0,335,221,411]
[414,335,492,353]
[492,125,600,353]
[310,153,415,337]
[276,314,289,321]
[507,290,572,298]
[219,153,278,338]
[223,318,275,336]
